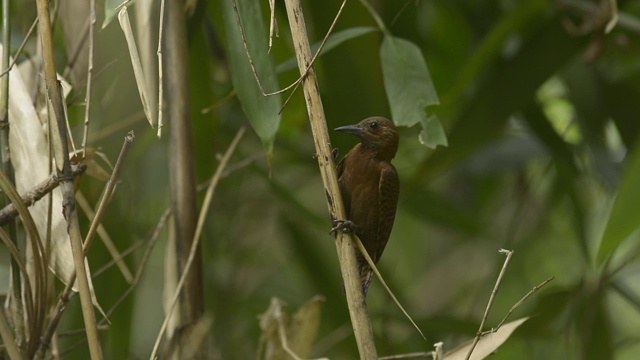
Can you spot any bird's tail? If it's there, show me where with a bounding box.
[358,262,373,297]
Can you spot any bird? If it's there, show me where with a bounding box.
[334,117,400,296]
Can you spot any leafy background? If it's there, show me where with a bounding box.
[2,0,640,359]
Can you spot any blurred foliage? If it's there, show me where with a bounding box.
[2,0,640,359]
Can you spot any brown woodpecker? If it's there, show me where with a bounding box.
[334,117,400,296]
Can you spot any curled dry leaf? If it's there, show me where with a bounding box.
[443,317,529,360]
[257,296,328,360]
[6,45,103,311]
[70,147,113,192]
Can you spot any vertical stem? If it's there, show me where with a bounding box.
[0,0,23,349]
[282,0,377,358]
[0,306,24,360]
[162,0,203,356]
[81,0,96,155]
[34,0,103,359]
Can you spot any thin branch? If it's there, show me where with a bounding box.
[34,131,136,359]
[353,234,426,340]
[232,0,347,97]
[358,0,391,37]
[465,249,514,360]
[149,127,246,360]
[0,17,38,79]
[91,232,146,279]
[82,0,96,154]
[380,352,433,360]
[489,276,554,333]
[102,207,170,322]
[559,0,640,34]
[156,0,166,138]
[0,164,86,226]
[58,208,171,357]
[76,192,134,283]
[84,131,135,251]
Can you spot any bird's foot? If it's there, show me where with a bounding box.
[332,148,339,160]
[312,148,340,161]
[330,219,357,236]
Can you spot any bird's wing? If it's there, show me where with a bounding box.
[376,164,399,261]
[336,155,346,178]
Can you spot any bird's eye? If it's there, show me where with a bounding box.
[369,122,378,130]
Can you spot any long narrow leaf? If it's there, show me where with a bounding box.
[597,140,640,263]
[221,0,281,155]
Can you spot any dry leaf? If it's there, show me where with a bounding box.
[257,297,328,360]
[6,45,104,314]
[443,317,529,360]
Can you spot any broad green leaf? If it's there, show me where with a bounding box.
[597,140,640,263]
[276,27,378,73]
[419,113,448,148]
[380,36,445,148]
[221,0,281,154]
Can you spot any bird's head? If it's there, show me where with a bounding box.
[335,117,399,160]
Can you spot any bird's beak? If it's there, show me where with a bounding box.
[335,124,364,135]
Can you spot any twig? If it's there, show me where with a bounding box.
[101,207,170,322]
[353,234,426,340]
[91,232,146,279]
[391,0,419,27]
[196,152,265,192]
[76,192,133,283]
[465,249,513,360]
[0,17,38,79]
[488,276,554,333]
[34,131,136,359]
[84,131,135,251]
[559,0,640,34]
[267,0,279,52]
[149,127,246,360]
[57,326,110,338]
[358,0,391,37]
[0,164,86,226]
[200,90,236,114]
[156,0,166,138]
[379,351,433,360]
[82,0,96,155]
[58,208,171,357]
[232,0,347,97]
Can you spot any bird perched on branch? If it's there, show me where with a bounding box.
[334,117,399,296]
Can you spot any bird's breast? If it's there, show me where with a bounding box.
[338,153,385,244]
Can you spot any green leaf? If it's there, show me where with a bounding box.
[380,36,446,148]
[276,27,378,73]
[220,0,281,154]
[419,113,448,148]
[597,141,640,264]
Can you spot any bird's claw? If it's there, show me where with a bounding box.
[332,148,340,160]
[330,219,356,236]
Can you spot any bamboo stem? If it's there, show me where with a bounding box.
[282,0,377,358]
[35,0,103,357]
